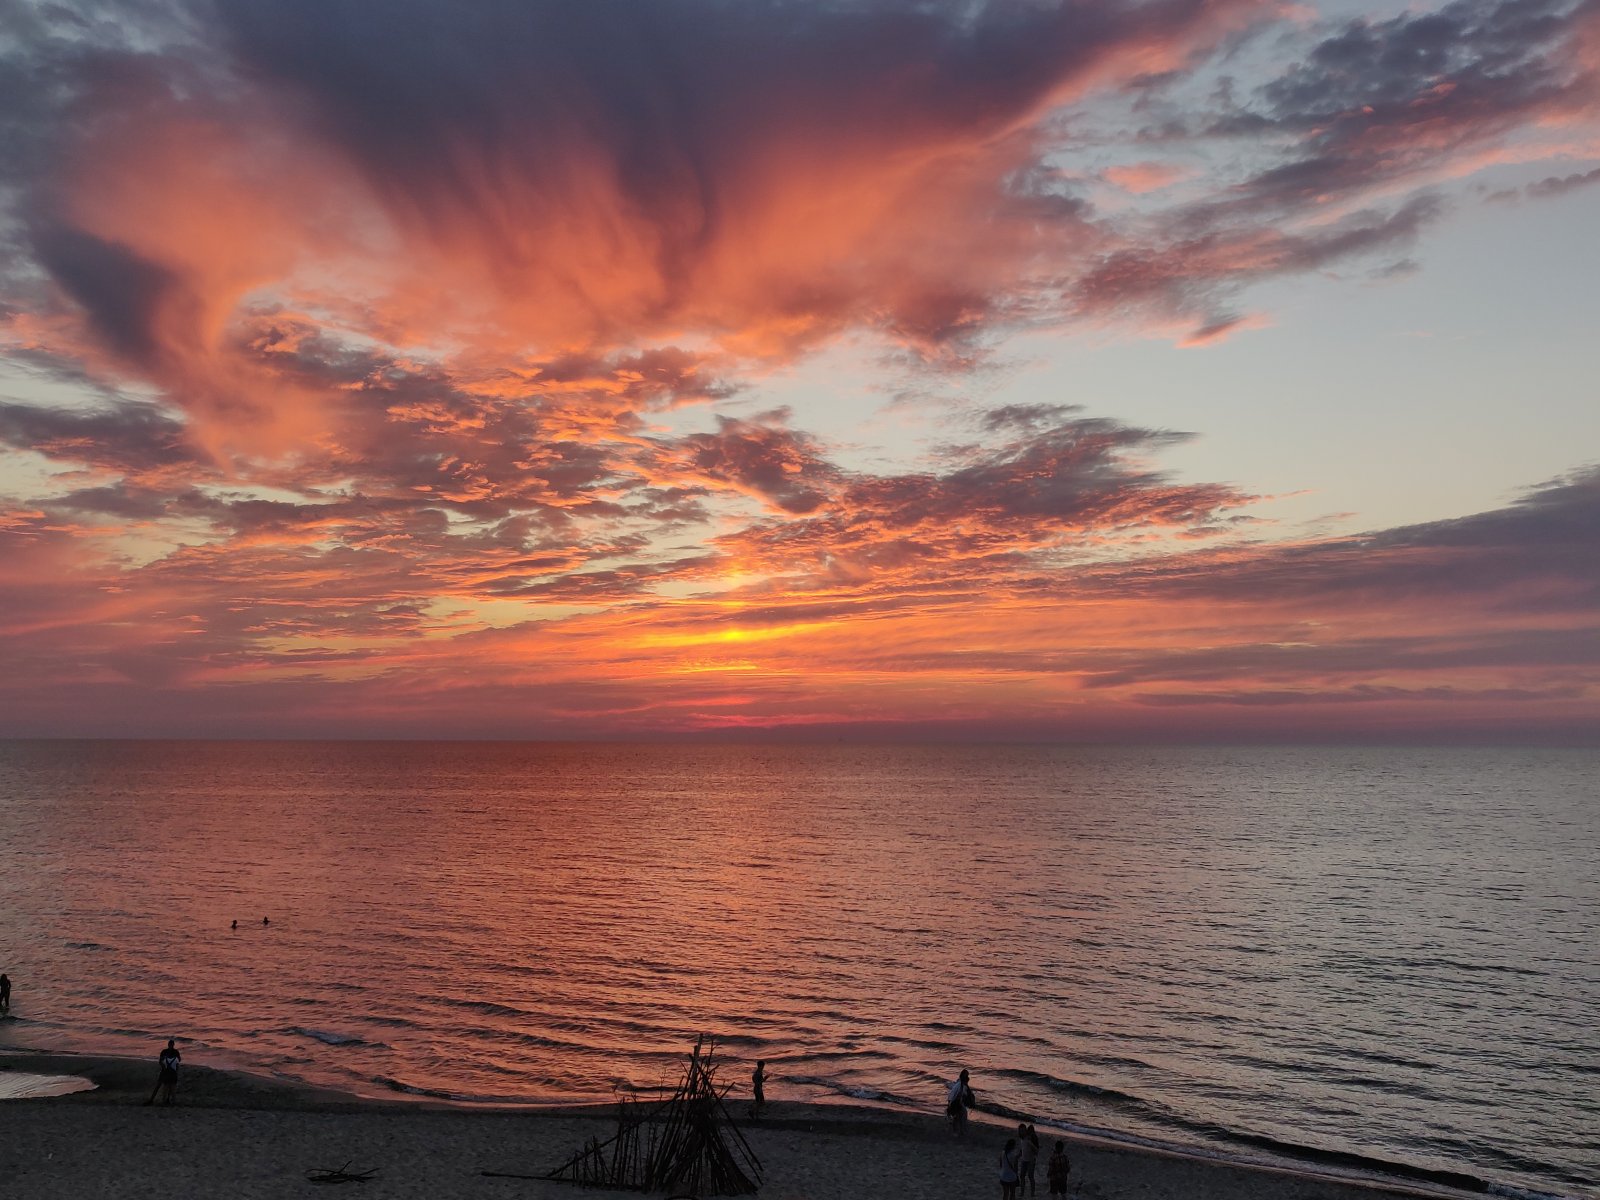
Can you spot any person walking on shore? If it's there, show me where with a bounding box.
[946,1068,975,1135]
[751,1060,767,1118]
[0,972,11,1013]
[146,1039,181,1106]
[1047,1140,1072,1197]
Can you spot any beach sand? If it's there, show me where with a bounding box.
[1,1050,1482,1200]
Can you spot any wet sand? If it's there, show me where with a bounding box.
[1,1050,1488,1200]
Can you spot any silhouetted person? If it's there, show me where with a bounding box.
[146,1039,181,1105]
[0,972,10,1013]
[262,917,269,926]
[751,1060,767,1117]
[231,920,237,930]
[1018,1123,1040,1195]
[999,1136,1021,1200]
[1047,1141,1072,1197]
[946,1068,975,1135]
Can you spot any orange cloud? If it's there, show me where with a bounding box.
[1,0,1597,739]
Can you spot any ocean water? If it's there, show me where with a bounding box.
[0,740,1594,1196]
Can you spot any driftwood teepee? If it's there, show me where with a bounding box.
[545,1036,763,1196]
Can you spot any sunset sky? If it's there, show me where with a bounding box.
[1,0,1596,740]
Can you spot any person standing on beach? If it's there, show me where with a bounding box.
[146,1038,181,1105]
[999,1136,1022,1200]
[1018,1123,1040,1195]
[1046,1140,1072,1197]
[947,1068,975,1135]
[751,1060,767,1118]
[0,972,11,1013]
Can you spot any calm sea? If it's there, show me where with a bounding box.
[0,741,1594,1197]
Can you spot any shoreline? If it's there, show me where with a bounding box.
[2,1048,1557,1200]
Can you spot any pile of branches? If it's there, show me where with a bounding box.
[306,1161,377,1185]
[545,1036,762,1195]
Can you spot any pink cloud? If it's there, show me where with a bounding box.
[1103,161,1193,193]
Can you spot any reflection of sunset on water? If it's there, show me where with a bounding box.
[1,739,1593,1195]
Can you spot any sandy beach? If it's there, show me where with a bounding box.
[0,1050,1496,1200]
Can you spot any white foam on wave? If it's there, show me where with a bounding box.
[1486,1185,1587,1200]
[0,1072,97,1100]
[292,1027,367,1047]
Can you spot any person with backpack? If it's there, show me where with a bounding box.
[145,1038,182,1105]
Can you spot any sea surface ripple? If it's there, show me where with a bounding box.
[0,741,1594,1197]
